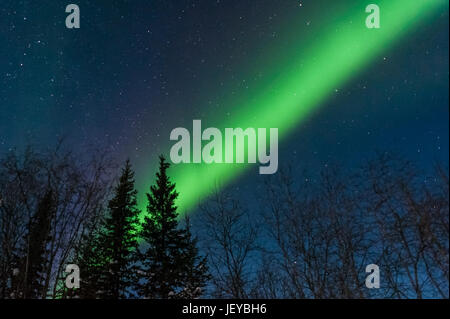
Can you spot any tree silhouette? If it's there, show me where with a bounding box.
[97,160,140,299]
[136,155,209,298]
[12,190,55,298]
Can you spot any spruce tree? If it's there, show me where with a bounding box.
[70,223,105,299]
[177,218,210,299]
[12,190,55,299]
[97,160,140,299]
[137,155,209,298]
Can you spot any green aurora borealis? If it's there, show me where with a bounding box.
[137,0,448,216]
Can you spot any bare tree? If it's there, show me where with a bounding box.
[258,154,448,299]
[199,187,259,298]
[364,153,449,298]
[260,166,377,298]
[0,143,114,299]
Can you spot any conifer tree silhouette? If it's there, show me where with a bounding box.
[97,160,140,299]
[136,155,209,298]
[12,190,55,299]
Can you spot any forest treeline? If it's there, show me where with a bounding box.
[0,144,448,299]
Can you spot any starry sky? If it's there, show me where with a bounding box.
[0,0,448,213]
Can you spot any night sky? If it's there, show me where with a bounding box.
[0,0,448,213]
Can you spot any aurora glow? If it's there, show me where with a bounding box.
[138,0,448,216]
